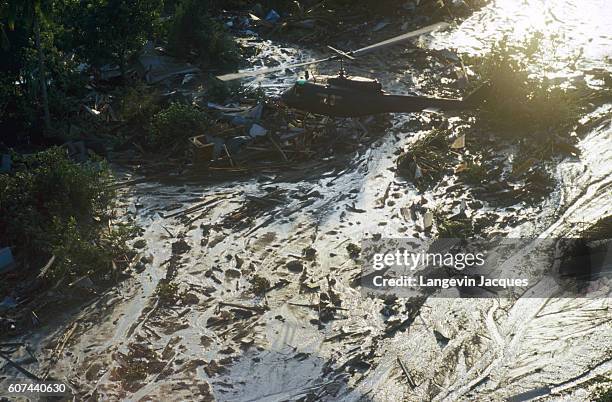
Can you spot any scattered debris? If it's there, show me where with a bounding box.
[397,356,417,388]
[450,134,465,149]
[0,350,42,381]
[137,42,200,84]
[0,296,17,310]
[265,9,281,24]
[2,2,610,400]
[0,247,15,274]
[0,154,11,173]
[249,124,268,138]
[189,135,215,167]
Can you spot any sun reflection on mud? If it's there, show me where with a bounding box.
[432,0,611,72]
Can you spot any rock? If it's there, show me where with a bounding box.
[140,255,153,264]
[172,239,191,255]
[225,268,241,278]
[302,247,317,261]
[286,260,304,273]
[250,275,270,296]
[133,239,147,249]
[346,243,361,258]
[433,329,450,348]
[182,292,200,305]
[134,262,146,273]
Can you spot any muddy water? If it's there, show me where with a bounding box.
[4,1,611,401]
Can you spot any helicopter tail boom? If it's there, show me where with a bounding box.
[462,82,492,107]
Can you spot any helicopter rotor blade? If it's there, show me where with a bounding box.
[216,57,333,81]
[350,22,449,56]
[216,22,449,82]
[326,45,355,60]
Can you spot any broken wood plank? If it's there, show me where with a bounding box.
[0,351,43,381]
[397,356,416,388]
[218,301,268,313]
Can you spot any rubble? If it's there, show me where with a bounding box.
[137,43,201,85]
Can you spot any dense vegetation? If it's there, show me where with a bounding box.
[0,0,240,292]
[0,0,239,144]
[466,37,592,134]
[168,0,240,67]
[148,102,210,148]
[0,148,134,283]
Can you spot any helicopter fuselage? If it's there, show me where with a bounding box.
[280,75,469,117]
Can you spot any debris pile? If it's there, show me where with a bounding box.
[197,101,388,171]
[232,0,491,43]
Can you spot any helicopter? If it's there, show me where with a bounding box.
[217,22,489,118]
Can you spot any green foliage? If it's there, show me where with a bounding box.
[168,0,240,68]
[1,1,91,135]
[48,217,135,281]
[156,281,179,304]
[396,128,450,187]
[467,37,588,135]
[0,147,130,281]
[433,209,474,238]
[250,274,270,296]
[118,83,162,127]
[206,79,266,104]
[0,0,54,31]
[594,386,612,402]
[0,72,38,132]
[206,80,240,103]
[148,102,209,148]
[459,158,488,184]
[70,0,162,73]
[0,1,55,133]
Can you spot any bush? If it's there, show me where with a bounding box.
[148,102,209,149]
[0,148,130,281]
[467,37,588,134]
[0,73,38,140]
[168,0,240,68]
[119,83,162,127]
